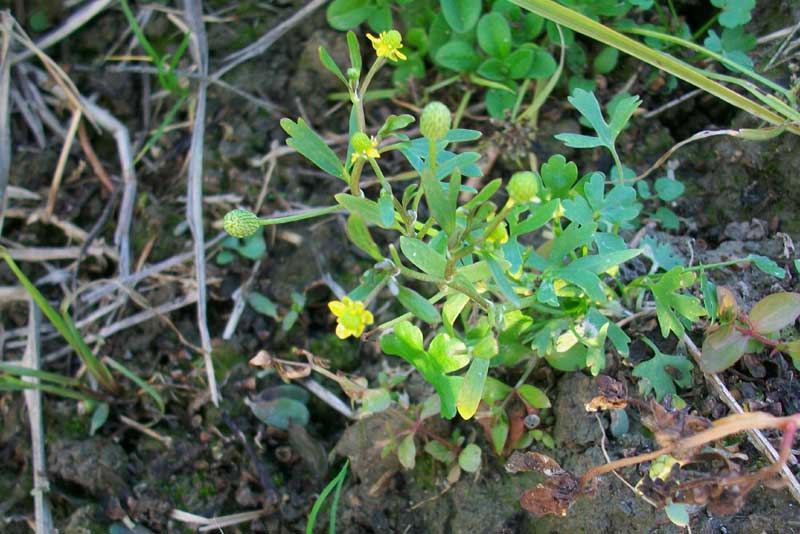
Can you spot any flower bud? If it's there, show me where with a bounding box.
[507,171,539,204]
[420,101,451,141]
[347,67,359,81]
[351,132,372,152]
[223,209,261,238]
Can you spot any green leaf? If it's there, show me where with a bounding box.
[399,236,447,278]
[477,13,512,58]
[103,357,164,413]
[665,502,690,527]
[487,255,520,306]
[248,292,278,319]
[700,271,718,323]
[477,57,508,81]
[435,40,480,72]
[512,199,558,236]
[457,358,489,419]
[540,155,578,199]
[361,388,392,414]
[749,254,786,279]
[429,333,470,372]
[90,403,110,436]
[346,31,362,73]
[486,85,518,118]
[699,323,749,373]
[526,47,557,78]
[557,267,606,302]
[654,177,685,201]
[367,4,392,32]
[319,46,347,86]
[378,114,415,137]
[281,118,345,181]
[569,248,642,274]
[560,88,613,147]
[248,397,309,430]
[458,443,482,473]
[398,434,416,470]
[749,292,800,334]
[710,0,755,29]
[378,190,394,228]
[381,322,461,419]
[642,236,683,272]
[491,415,509,454]
[327,0,373,30]
[471,333,498,360]
[443,292,470,331]
[335,193,385,228]
[440,0,481,32]
[654,207,680,230]
[649,267,706,338]
[517,384,550,408]
[425,440,455,463]
[346,213,383,261]
[549,223,596,265]
[505,48,534,79]
[397,286,440,324]
[608,93,641,136]
[593,46,619,74]
[463,178,502,211]
[633,339,693,400]
[421,168,455,235]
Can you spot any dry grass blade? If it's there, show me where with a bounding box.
[183,0,219,406]
[0,13,11,235]
[23,302,55,534]
[45,108,82,218]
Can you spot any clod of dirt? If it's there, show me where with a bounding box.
[63,504,105,534]
[48,438,129,496]
[332,411,401,491]
[553,373,604,449]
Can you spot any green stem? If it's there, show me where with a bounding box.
[257,205,343,226]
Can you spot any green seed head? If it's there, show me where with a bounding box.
[507,171,539,204]
[384,30,403,49]
[351,132,372,152]
[420,101,451,141]
[223,209,261,238]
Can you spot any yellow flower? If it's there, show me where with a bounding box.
[328,296,374,339]
[366,30,407,62]
[350,132,381,163]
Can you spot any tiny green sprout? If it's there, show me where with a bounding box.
[223,209,261,238]
[507,171,539,204]
[419,101,451,141]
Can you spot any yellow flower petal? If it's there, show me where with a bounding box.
[328,300,345,316]
[335,323,351,339]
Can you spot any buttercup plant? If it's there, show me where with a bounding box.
[223,28,798,522]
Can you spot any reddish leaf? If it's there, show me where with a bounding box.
[749,292,800,334]
[700,323,750,373]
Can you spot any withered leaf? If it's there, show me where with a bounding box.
[585,375,629,412]
[640,399,711,456]
[506,451,565,476]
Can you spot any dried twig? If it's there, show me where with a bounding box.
[183,0,219,406]
[222,259,262,340]
[77,121,114,193]
[23,302,55,534]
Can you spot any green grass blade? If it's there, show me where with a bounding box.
[0,376,95,402]
[306,460,349,534]
[103,357,165,413]
[622,27,794,104]
[510,0,800,135]
[0,362,83,387]
[0,249,116,392]
[135,94,188,163]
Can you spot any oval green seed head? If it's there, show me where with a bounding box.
[223,209,260,238]
[420,101,451,141]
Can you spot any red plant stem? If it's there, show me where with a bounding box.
[733,325,780,347]
[579,412,800,490]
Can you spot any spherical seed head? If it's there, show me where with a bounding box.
[507,171,539,204]
[420,101,451,141]
[351,132,372,152]
[223,209,260,238]
[384,30,402,49]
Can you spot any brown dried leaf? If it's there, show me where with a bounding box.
[506,451,565,476]
[585,375,628,412]
[640,400,711,457]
